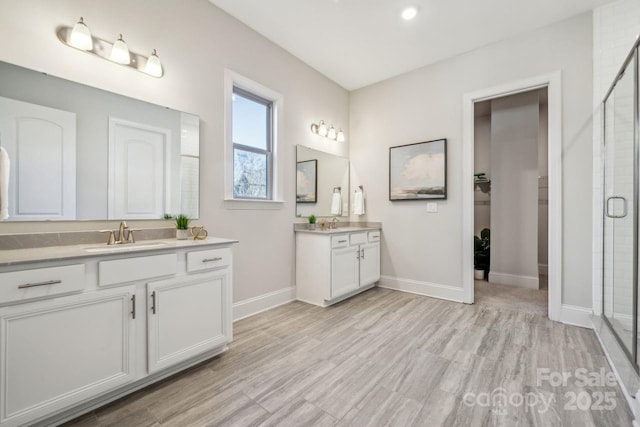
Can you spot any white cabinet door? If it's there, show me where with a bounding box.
[331,246,360,299]
[359,242,380,286]
[147,270,230,373]
[0,287,136,427]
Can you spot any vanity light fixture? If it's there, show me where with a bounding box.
[310,120,346,142]
[110,34,131,64]
[69,17,93,50]
[57,18,164,78]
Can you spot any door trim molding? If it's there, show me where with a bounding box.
[461,71,563,322]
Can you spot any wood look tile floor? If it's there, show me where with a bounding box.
[66,287,633,427]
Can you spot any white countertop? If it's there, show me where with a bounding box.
[294,226,380,235]
[0,237,238,267]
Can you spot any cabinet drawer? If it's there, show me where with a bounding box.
[331,235,349,249]
[368,231,380,242]
[350,232,367,246]
[187,247,231,272]
[0,264,85,305]
[99,253,177,286]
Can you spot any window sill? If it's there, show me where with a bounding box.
[223,198,286,210]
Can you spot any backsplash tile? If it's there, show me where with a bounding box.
[0,228,176,250]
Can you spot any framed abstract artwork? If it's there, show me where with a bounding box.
[296,159,317,203]
[389,139,447,200]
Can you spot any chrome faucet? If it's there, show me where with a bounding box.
[100,221,138,245]
[331,217,339,229]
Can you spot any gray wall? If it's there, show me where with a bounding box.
[350,13,593,308]
[489,91,539,282]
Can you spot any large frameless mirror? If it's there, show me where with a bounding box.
[0,60,199,222]
[295,145,349,218]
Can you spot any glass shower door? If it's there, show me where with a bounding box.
[603,51,637,361]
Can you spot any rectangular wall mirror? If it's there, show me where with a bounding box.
[0,61,199,222]
[296,145,349,218]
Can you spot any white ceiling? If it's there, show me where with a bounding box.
[209,0,616,90]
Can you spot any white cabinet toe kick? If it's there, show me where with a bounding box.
[0,239,236,427]
[296,229,381,307]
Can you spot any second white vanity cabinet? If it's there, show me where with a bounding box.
[296,228,380,307]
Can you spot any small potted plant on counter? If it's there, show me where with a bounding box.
[175,214,191,240]
[308,214,317,230]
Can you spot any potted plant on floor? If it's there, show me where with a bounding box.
[308,214,317,230]
[474,228,490,280]
[175,214,191,240]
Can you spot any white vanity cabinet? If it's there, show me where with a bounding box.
[0,238,235,427]
[296,228,380,307]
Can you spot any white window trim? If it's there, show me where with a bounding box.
[223,69,285,210]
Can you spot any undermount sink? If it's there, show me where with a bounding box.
[85,242,169,253]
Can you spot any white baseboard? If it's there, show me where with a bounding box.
[488,271,539,289]
[560,304,592,328]
[378,275,465,303]
[538,263,548,275]
[232,286,296,321]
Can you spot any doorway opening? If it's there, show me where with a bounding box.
[461,72,562,322]
[472,88,549,316]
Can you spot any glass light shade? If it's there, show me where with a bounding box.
[327,125,337,140]
[318,120,328,137]
[144,49,163,77]
[110,34,130,64]
[336,129,345,142]
[69,17,93,51]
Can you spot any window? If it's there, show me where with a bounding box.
[232,87,273,200]
[224,70,283,208]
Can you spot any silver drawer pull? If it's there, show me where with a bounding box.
[18,279,62,289]
[202,257,223,263]
[338,240,347,243]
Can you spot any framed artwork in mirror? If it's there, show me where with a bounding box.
[296,159,317,203]
[389,138,447,200]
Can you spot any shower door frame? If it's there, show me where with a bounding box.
[602,41,640,370]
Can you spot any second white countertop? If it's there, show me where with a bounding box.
[294,226,380,235]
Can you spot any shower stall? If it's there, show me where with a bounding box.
[602,38,640,391]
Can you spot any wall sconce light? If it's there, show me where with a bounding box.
[144,49,163,77]
[318,120,328,137]
[58,17,164,78]
[69,17,93,51]
[310,120,346,142]
[110,34,131,64]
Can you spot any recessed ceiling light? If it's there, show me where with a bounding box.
[401,6,418,20]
